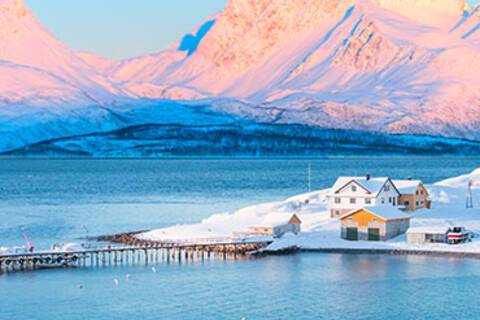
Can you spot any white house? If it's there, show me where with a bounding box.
[328,175,400,218]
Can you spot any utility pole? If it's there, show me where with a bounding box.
[466,180,474,209]
[83,225,89,240]
[307,161,312,193]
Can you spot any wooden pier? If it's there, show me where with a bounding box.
[0,239,272,273]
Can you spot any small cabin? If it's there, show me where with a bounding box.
[393,180,431,211]
[249,214,302,238]
[406,227,448,244]
[340,206,411,241]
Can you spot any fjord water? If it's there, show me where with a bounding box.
[1,158,480,319]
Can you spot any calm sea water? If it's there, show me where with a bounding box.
[1,158,480,319]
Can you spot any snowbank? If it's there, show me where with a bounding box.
[435,168,480,189]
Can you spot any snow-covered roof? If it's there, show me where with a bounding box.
[393,180,423,194]
[341,206,411,221]
[253,213,301,228]
[407,226,449,234]
[332,176,390,195]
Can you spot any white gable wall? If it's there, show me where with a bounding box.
[376,179,400,206]
[330,180,376,210]
[329,178,400,216]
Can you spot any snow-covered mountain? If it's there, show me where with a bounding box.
[0,0,125,107]
[1,0,480,154]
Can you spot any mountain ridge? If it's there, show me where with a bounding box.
[0,0,479,154]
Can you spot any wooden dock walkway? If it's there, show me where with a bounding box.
[0,239,272,273]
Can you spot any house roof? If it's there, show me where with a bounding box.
[332,176,392,195]
[393,180,424,194]
[253,213,302,228]
[341,206,411,221]
[406,226,449,234]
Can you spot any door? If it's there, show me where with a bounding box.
[368,228,380,241]
[346,227,358,241]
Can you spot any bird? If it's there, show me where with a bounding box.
[126,273,131,281]
[113,278,119,286]
[151,266,157,273]
[78,285,84,289]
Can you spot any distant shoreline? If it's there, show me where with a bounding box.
[260,246,480,259]
[2,156,480,161]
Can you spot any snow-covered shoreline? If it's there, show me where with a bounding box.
[138,168,480,256]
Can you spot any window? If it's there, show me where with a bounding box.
[335,197,341,204]
[365,198,372,204]
[404,201,410,206]
[416,190,419,195]
[335,210,340,216]
[416,201,419,206]
[388,197,392,203]
[381,198,385,204]
[384,185,390,192]
[352,185,357,192]
[350,198,356,204]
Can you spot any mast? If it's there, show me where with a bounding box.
[21,227,34,252]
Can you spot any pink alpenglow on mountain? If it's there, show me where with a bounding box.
[0,0,124,106]
[0,0,480,154]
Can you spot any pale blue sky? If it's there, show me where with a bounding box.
[24,0,479,60]
[24,0,228,60]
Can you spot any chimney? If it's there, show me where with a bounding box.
[366,173,371,181]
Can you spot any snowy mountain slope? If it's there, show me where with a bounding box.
[0,0,125,106]
[0,61,98,106]
[0,103,135,152]
[0,99,251,153]
[6,114,480,157]
[96,0,480,140]
[450,3,480,46]
[76,51,120,76]
[108,0,477,97]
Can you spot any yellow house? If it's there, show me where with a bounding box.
[393,180,431,211]
[340,206,411,241]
